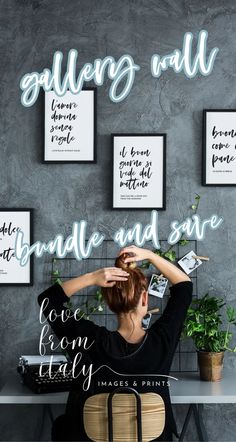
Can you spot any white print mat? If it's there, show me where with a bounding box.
[148,274,168,298]
[178,250,202,275]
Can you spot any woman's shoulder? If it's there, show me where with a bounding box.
[169,280,193,292]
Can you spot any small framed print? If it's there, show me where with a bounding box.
[0,209,33,286]
[178,250,202,275]
[112,134,166,209]
[148,274,168,298]
[202,110,236,186]
[44,88,96,163]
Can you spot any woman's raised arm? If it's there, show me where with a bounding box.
[61,267,130,297]
[119,245,190,285]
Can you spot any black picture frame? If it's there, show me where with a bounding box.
[112,133,166,210]
[0,208,33,286]
[202,109,236,186]
[43,87,97,163]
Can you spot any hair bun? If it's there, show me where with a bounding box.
[102,253,147,315]
[115,253,137,270]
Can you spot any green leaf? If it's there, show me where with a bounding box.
[140,260,150,269]
[164,250,176,262]
[227,306,236,323]
[179,239,189,246]
[154,249,164,257]
[66,300,73,309]
[53,277,62,285]
[94,290,103,302]
[191,204,197,210]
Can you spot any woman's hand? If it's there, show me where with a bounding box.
[119,245,190,285]
[91,267,130,287]
[118,245,153,263]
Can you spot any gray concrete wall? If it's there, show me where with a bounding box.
[0,0,236,440]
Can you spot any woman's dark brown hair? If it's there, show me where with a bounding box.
[101,253,148,314]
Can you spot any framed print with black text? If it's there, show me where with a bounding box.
[0,209,33,286]
[44,88,96,163]
[112,134,166,209]
[202,110,236,186]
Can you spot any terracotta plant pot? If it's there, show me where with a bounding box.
[197,350,224,381]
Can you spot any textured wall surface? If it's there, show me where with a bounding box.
[0,0,236,440]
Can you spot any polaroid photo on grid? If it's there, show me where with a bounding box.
[178,250,202,275]
[142,312,152,330]
[148,274,168,298]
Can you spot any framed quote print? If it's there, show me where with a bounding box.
[202,109,236,186]
[0,209,33,286]
[112,134,166,209]
[44,88,96,163]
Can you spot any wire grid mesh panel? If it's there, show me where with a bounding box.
[51,240,199,372]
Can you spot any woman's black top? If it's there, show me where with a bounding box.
[38,280,193,441]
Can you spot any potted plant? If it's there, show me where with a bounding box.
[181,293,236,381]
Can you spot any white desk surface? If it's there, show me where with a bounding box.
[170,369,236,403]
[0,369,236,405]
